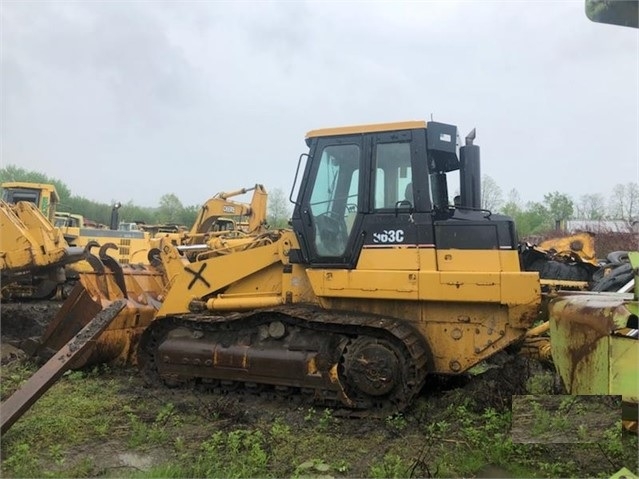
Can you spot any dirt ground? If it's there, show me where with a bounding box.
[1,300,637,478]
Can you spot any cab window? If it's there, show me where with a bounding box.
[309,144,360,256]
[373,142,413,209]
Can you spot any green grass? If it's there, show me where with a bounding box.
[1,360,637,479]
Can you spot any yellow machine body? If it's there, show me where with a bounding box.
[538,232,598,266]
[27,121,544,415]
[156,230,541,375]
[0,200,84,299]
[1,182,59,223]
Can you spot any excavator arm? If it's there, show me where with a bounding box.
[188,184,268,236]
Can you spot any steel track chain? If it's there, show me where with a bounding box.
[137,305,430,417]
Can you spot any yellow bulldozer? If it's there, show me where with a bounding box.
[2,0,636,442]
[2,120,547,430]
[2,120,636,434]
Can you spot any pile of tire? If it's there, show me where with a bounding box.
[591,251,634,292]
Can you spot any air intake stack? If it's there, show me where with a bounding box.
[426,122,459,212]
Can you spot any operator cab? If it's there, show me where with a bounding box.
[290,120,518,268]
[1,182,60,223]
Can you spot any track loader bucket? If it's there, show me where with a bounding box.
[25,248,166,369]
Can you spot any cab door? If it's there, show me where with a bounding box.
[357,130,421,269]
[292,136,366,268]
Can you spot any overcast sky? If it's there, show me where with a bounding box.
[1,1,637,208]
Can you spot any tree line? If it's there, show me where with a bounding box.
[1,165,636,237]
[0,165,291,229]
[481,176,638,236]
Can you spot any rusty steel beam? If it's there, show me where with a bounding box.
[0,300,127,435]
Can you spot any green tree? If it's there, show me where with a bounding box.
[267,187,291,228]
[500,188,522,218]
[157,193,185,224]
[516,201,552,236]
[0,164,72,202]
[543,191,574,226]
[180,205,199,227]
[62,196,114,226]
[119,201,157,225]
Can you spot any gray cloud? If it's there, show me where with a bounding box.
[1,1,637,209]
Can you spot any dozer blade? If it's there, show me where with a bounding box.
[1,300,127,435]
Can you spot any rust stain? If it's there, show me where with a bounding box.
[552,295,631,392]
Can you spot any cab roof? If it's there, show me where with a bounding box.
[1,182,59,202]
[305,120,427,140]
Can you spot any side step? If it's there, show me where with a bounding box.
[0,300,127,435]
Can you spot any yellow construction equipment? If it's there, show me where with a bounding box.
[3,119,636,433]
[0,199,85,299]
[9,121,543,418]
[2,0,636,440]
[154,184,269,261]
[1,182,59,223]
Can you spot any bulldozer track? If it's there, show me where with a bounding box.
[137,305,430,417]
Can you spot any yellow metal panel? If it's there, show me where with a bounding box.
[159,241,282,316]
[610,335,638,402]
[436,249,522,273]
[417,270,540,306]
[437,250,500,272]
[0,200,67,272]
[306,121,426,139]
[419,271,501,302]
[356,247,419,270]
[498,250,522,271]
[418,248,437,271]
[420,319,523,373]
[65,230,151,264]
[500,271,541,306]
[306,269,418,300]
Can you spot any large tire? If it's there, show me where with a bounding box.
[591,263,633,292]
[606,251,630,265]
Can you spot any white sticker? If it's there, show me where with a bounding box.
[439,133,452,142]
[372,229,405,243]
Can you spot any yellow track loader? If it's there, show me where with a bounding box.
[3,120,544,431]
[3,120,635,434]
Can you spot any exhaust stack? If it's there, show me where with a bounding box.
[459,129,481,209]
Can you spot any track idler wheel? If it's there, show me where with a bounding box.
[342,337,403,400]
